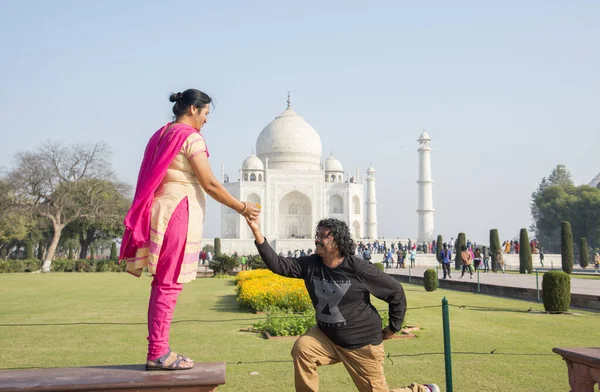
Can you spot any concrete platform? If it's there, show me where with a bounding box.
[386,267,600,311]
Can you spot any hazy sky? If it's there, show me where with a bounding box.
[0,1,598,243]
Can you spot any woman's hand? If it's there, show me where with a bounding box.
[241,202,261,220]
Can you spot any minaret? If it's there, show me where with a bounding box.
[366,166,378,239]
[417,131,434,242]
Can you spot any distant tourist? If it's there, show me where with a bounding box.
[594,251,600,271]
[410,248,416,267]
[460,245,474,279]
[119,89,260,371]
[440,243,452,279]
[482,246,490,273]
[473,248,482,271]
[539,250,544,268]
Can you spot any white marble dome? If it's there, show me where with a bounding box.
[256,105,322,170]
[242,154,264,171]
[324,156,343,172]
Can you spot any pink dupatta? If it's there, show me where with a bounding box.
[119,123,199,260]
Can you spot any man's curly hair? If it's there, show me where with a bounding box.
[316,218,356,257]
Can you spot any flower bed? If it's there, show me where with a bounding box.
[236,270,312,312]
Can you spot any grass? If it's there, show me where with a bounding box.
[1,273,598,392]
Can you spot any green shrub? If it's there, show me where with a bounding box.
[580,238,589,268]
[561,221,574,274]
[519,228,533,274]
[253,309,316,337]
[490,229,501,272]
[380,310,408,331]
[373,262,384,272]
[542,271,570,312]
[214,238,222,257]
[454,233,466,270]
[435,235,443,262]
[248,254,266,269]
[209,254,238,275]
[51,259,76,272]
[213,273,233,279]
[423,269,437,291]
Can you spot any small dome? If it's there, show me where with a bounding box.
[324,156,343,172]
[367,166,376,174]
[242,155,264,171]
[418,131,431,141]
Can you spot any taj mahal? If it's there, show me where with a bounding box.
[214,96,435,254]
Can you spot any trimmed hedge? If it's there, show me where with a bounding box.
[490,229,502,273]
[0,259,125,273]
[454,233,466,270]
[214,237,222,257]
[542,271,570,312]
[435,235,443,262]
[519,228,533,274]
[424,269,437,292]
[580,238,589,268]
[561,221,574,274]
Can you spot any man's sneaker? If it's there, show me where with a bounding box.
[425,384,440,392]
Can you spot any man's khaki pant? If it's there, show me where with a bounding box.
[292,326,430,392]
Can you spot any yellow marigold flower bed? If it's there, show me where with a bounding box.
[236,271,311,312]
[234,269,274,285]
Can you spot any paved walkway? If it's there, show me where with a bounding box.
[386,267,600,296]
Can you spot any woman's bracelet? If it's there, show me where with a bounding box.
[239,201,247,215]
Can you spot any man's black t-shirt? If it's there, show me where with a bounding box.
[256,240,407,349]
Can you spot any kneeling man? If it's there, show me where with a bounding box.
[246,216,439,392]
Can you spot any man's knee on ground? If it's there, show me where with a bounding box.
[291,335,316,361]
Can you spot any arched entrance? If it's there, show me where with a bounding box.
[278,191,312,238]
[352,221,361,239]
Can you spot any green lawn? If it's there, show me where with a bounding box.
[0,273,597,392]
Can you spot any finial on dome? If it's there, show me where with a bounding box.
[330,151,333,157]
[287,90,291,108]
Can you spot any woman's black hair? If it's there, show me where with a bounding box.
[169,89,212,118]
[316,218,356,257]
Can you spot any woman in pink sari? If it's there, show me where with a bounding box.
[120,89,260,370]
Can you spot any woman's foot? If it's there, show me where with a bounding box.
[145,351,194,371]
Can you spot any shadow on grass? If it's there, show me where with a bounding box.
[211,293,251,314]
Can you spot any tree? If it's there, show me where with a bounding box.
[435,235,443,262]
[110,242,118,261]
[0,180,32,255]
[454,233,466,270]
[8,142,113,271]
[547,164,573,188]
[61,179,130,259]
[561,221,573,274]
[580,238,589,269]
[90,246,95,261]
[489,229,502,273]
[25,242,33,259]
[531,165,575,252]
[519,228,533,274]
[214,238,222,257]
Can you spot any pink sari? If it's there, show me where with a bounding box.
[119,123,198,260]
